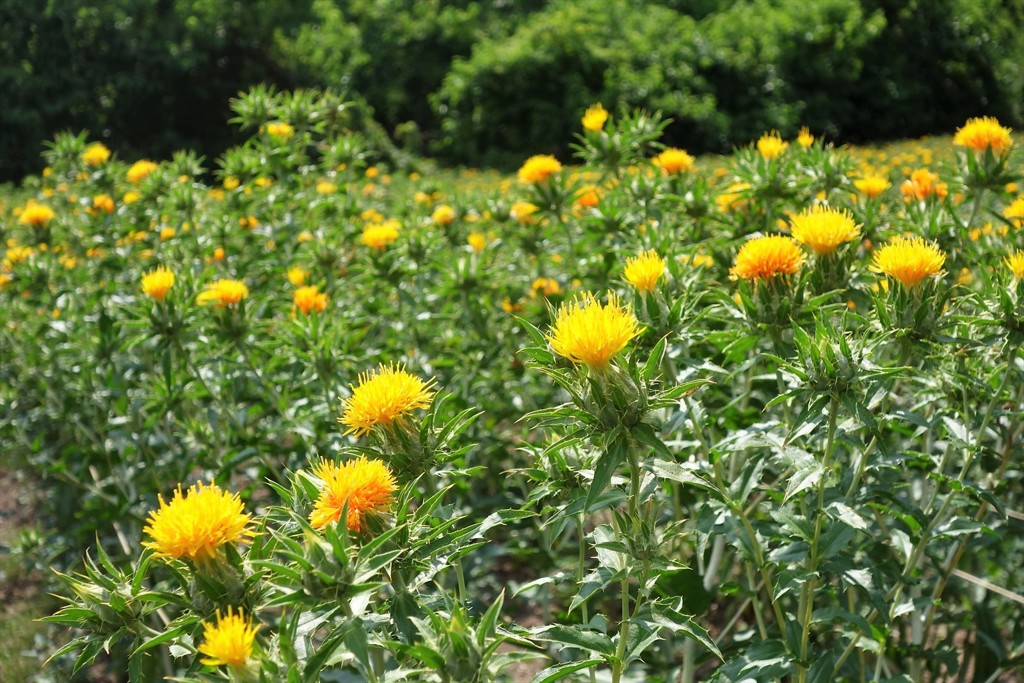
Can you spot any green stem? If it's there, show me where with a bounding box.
[796,398,839,683]
[576,515,597,683]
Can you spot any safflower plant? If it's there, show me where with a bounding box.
[1,90,1022,683]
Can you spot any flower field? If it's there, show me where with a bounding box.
[2,88,1023,682]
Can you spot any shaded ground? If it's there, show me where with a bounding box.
[0,467,52,682]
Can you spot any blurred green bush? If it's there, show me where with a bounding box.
[2,0,1022,180]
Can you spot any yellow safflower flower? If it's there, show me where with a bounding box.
[467,232,487,253]
[431,204,456,225]
[126,160,158,184]
[199,607,258,671]
[82,142,111,166]
[547,293,642,370]
[196,279,248,306]
[1004,250,1024,279]
[797,126,814,148]
[141,266,174,301]
[623,249,666,292]
[1004,196,1024,227]
[143,481,254,563]
[757,131,788,160]
[653,148,695,175]
[730,235,805,282]
[293,285,328,315]
[531,277,561,298]
[361,220,400,250]
[953,116,1012,154]
[870,235,946,288]
[518,154,562,184]
[582,103,609,132]
[340,364,436,437]
[855,175,891,199]
[18,202,55,227]
[265,121,294,139]
[309,456,397,532]
[788,206,861,255]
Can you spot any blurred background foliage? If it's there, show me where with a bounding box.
[2,0,1023,180]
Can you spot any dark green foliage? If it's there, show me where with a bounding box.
[2,0,1023,179]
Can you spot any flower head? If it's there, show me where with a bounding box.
[855,175,891,199]
[575,185,600,208]
[530,277,561,298]
[582,103,609,132]
[18,201,55,227]
[82,142,111,167]
[510,201,539,223]
[729,235,805,282]
[127,160,158,184]
[757,131,788,160]
[870,235,946,288]
[623,249,666,292]
[547,293,642,370]
[293,285,328,315]
[265,121,294,139]
[340,364,435,437]
[143,481,254,563]
[1004,196,1024,227]
[197,279,249,306]
[1004,250,1024,280]
[431,204,456,225]
[142,266,175,301]
[901,169,948,201]
[91,194,115,214]
[653,148,695,175]
[518,155,562,184]
[361,220,400,250]
[467,231,487,253]
[316,180,337,195]
[953,116,1012,154]
[797,126,814,148]
[287,266,308,286]
[309,456,397,532]
[789,205,861,255]
[199,607,258,670]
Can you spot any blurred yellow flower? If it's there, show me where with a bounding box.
[547,293,641,370]
[199,607,258,671]
[239,215,259,230]
[4,245,34,266]
[143,481,254,563]
[123,191,141,204]
[160,226,176,240]
[518,155,562,184]
[141,266,174,301]
[653,148,695,175]
[1005,250,1024,279]
[467,231,487,253]
[213,246,226,262]
[293,285,328,315]
[265,121,294,139]
[678,253,714,268]
[730,235,804,282]
[340,363,435,437]
[582,103,609,132]
[1004,196,1024,227]
[197,279,248,306]
[855,175,891,199]
[361,220,400,250]
[789,205,860,255]
[82,142,111,166]
[511,201,539,223]
[316,181,337,195]
[623,249,666,292]
[126,160,158,184]
[223,176,240,190]
[287,266,308,286]
[757,131,788,160]
[309,456,397,532]
[870,235,946,288]
[531,277,561,298]
[91,194,115,214]
[953,116,1012,154]
[18,201,55,227]
[0,274,11,289]
[575,185,600,208]
[901,169,947,201]
[431,204,456,225]
[797,126,814,148]
[297,230,315,244]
